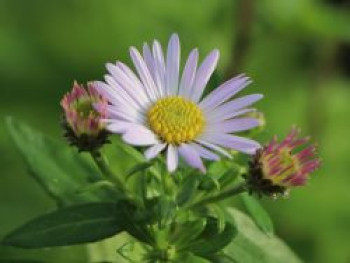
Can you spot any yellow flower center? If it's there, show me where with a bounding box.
[147,96,205,145]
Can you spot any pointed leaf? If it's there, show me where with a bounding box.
[125,161,154,181]
[241,193,274,235]
[176,174,199,206]
[2,202,132,248]
[176,252,211,263]
[187,218,237,257]
[6,118,116,205]
[208,204,226,233]
[198,176,220,191]
[110,138,161,178]
[205,253,236,263]
[224,208,301,263]
[218,170,239,190]
[171,219,207,248]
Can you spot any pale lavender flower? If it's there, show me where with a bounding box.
[94,34,263,173]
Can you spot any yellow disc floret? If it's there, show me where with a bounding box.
[147,96,205,145]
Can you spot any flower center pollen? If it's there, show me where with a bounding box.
[147,96,205,144]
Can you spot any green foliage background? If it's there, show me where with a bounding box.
[0,0,349,262]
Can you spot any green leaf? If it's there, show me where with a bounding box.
[75,180,116,194]
[198,176,220,191]
[171,219,207,249]
[241,193,274,235]
[119,199,158,245]
[208,204,226,233]
[125,161,154,181]
[224,208,302,263]
[218,170,239,190]
[175,252,211,263]
[111,139,161,178]
[113,137,145,162]
[186,218,237,257]
[157,196,176,225]
[131,171,147,206]
[6,118,116,206]
[2,202,132,248]
[116,240,150,263]
[176,174,199,206]
[205,253,236,263]
[207,161,228,176]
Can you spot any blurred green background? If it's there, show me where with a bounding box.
[0,0,349,262]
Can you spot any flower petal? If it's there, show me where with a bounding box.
[199,74,251,111]
[166,34,180,96]
[107,120,142,133]
[94,81,128,106]
[105,104,145,124]
[143,43,155,79]
[122,126,159,146]
[206,118,260,133]
[178,144,206,173]
[190,143,220,161]
[206,94,263,122]
[94,80,142,121]
[152,40,166,97]
[167,145,179,172]
[106,63,150,109]
[144,143,167,160]
[115,62,152,102]
[143,43,167,99]
[190,49,219,103]
[103,75,142,111]
[196,139,232,159]
[178,48,198,98]
[130,47,158,101]
[200,133,261,155]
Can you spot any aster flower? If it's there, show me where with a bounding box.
[246,127,321,197]
[61,81,109,151]
[94,34,263,172]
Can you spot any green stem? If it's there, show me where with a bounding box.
[190,182,247,209]
[90,150,125,193]
[161,170,170,196]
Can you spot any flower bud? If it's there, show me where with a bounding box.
[245,127,321,198]
[61,81,109,151]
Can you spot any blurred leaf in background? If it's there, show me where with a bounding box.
[0,0,349,262]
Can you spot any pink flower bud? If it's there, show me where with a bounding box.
[246,127,321,198]
[61,81,109,151]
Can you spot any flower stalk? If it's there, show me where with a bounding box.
[90,150,126,194]
[190,182,247,209]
